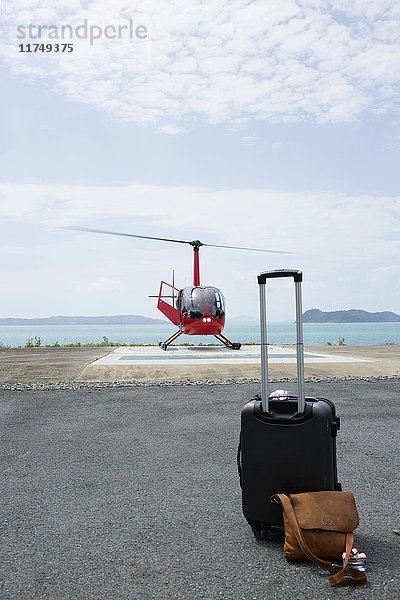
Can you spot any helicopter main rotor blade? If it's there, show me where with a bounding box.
[61,226,192,245]
[202,242,292,254]
[61,226,292,253]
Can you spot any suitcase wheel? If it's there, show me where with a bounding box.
[251,526,269,540]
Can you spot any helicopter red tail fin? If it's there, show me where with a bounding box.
[157,281,180,326]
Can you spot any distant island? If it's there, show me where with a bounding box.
[0,315,166,326]
[303,309,400,323]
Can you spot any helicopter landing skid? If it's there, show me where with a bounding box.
[213,333,241,350]
[158,329,183,350]
[158,330,241,351]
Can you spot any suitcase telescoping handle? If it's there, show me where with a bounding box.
[258,270,305,414]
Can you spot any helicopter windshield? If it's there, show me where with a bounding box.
[204,287,225,319]
[181,286,225,320]
[181,287,205,319]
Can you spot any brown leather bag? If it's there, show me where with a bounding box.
[272,491,367,587]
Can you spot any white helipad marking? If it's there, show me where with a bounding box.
[92,345,368,366]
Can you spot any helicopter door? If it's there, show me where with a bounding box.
[157,281,181,326]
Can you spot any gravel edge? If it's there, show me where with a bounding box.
[1,375,400,391]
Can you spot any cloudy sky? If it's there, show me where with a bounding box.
[1,0,399,322]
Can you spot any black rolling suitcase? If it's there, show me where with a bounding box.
[239,270,341,538]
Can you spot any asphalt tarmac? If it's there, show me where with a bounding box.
[1,380,399,600]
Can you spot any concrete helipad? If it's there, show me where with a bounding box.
[90,344,367,365]
[78,344,382,382]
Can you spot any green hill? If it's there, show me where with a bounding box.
[303,309,400,323]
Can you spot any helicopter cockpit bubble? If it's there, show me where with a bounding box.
[181,286,226,320]
[204,287,226,319]
[181,286,205,319]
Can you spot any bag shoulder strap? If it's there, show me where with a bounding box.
[274,493,367,587]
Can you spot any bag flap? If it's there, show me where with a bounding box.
[289,491,359,532]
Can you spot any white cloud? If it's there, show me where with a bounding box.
[241,135,259,145]
[159,124,184,135]
[2,1,399,129]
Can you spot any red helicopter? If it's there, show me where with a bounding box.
[64,227,290,350]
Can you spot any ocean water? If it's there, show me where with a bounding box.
[0,321,399,347]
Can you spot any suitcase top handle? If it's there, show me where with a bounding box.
[258,268,305,413]
[258,270,302,284]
